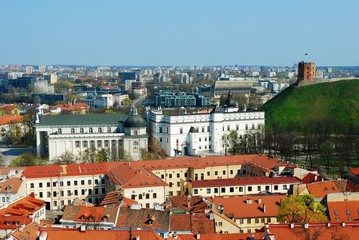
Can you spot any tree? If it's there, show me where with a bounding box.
[96,148,108,163]
[141,136,166,160]
[53,151,76,165]
[278,195,327,223]
[0,154,6,167]
[318,140,334,174]
[10,153,42,167]
[9,123,23,146]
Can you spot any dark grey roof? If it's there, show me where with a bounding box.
[37,114,128,126]
[124,115,146,128]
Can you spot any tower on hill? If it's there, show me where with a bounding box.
[297,61,316,81]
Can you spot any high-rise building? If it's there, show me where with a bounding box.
[38,65,46,73]
[297,61,316,81]
[25,66,34,74]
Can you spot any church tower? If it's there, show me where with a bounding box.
[123,105,148,160]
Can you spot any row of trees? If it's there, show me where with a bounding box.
[266,118,359,176]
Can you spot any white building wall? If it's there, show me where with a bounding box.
[123,186,165,208]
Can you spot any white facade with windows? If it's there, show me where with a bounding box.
[148,108,264,157]
[25,173,108,210]
[35,106,147,161]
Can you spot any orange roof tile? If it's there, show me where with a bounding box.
[0,194,45,218]
[0,115,23,125]
[39,228,165,240]
[191,213,215,234]
[265,222,359,240]
[170,196,209,213]
[22,162,118,178]
[0,177,24,193]
[116,208,170,230]
[11,222,40,239]
[107,164,166,188]
[0,215,32,230]
[170,214,191,232]
[307,181,343,199]
[62,206,118,223]
[209,195,286,219]
[327,200,359,222]
[349,167,359,176]
[176,233,265,240]
[301,172,325,184]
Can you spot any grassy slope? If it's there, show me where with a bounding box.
[259,79,359,130]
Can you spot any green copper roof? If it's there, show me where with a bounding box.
[37,114,128,126]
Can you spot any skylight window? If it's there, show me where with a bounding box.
[334,210,338,215]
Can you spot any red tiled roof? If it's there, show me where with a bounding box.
[327,200,359,222]
[191,176,300,188]
[209,195,286,219]
[307,181,342,199]
[62,206,118,223]
[191,213,215,234]
[39,228,165,240]
[265,222,359,240]
[0,115,23,125]
[116,208,170,230]
[0,194,45,218]
[21,162,119,178]
[170,214,191,231]
[51,103,89,111]
[301,172,325,184]
[11,222,40,239]
[349,167,359,176]
[107,163,166,188]
[170,196,209,213]
[0,105,16,112]
[0,215,31,230]
[176,233,265,240]
[131,154,292,172]
[0,177,24,193]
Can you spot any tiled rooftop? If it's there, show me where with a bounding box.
[61,206,118,223]
[0,115,23,125]
[116,208,170,230]
[327,200,359,222]
[208,195,286,219]
[265,222,359,240]
[39,228,165,240]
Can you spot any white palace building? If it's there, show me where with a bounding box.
[35,105,148,161]
[147,91,265,157]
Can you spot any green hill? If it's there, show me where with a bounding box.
[259,79,359,131]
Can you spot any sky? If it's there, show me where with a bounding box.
[1,0,358,66]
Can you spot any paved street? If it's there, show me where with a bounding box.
[0,146,35,166]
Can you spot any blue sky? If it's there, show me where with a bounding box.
[1,0,358,66]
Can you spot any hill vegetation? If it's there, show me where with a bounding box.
[260,79,359,131]
[259,80,359,176]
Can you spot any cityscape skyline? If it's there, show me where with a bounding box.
[1,0,358,66]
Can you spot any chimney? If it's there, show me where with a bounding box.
[258,198,262,204]
[263,204,266,213]
[80,225,86,232]
[246,199,252,204]
[196,234,200,239]
[136,236,141,240]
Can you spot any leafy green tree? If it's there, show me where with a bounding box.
[96,148,108,163]
[278,195,327,223]
[10,153,43,167]
[53,151,76,165]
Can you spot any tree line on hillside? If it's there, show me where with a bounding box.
[266,116,359,177]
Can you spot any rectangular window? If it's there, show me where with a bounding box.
[223,170,226,175]
[97,140,102,148]
[206,188,211,194]
[194,189,198,194]
[81,180,85,185]
[274,185,278,190]
[47,182,50,187]
[83,141,88,148]
[230,187,234,192]
[266,186,270,191]
[239,187,243,192]
[255,218,259,223]
[53,191,57,197]
[248,186,252,192]
[89,128,93,133]
[39,192,43,198]
[221,188,226,193]
[88,180,92,185]
[214,188,219,193]
[107,127,111,133]
[67,181,71,186]
[98,127,102,133]
[74,190,78,196]
[39,183,43,188]
[74,181,78,186]
[180,128,183,134]
[47,192,51,197]
[257,186,261,191]
[153,193,157,199]
[71,128,75,133]
[247,218,251,224]
[81,189,86,195]
[75,141,80,148]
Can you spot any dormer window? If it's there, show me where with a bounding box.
[89,216,94,221]
[57,128,62,134]
[89,128,93,133]
[80,128,84,133]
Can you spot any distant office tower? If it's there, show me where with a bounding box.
[25,66,34,74]
[297,61,316,81]
[38,65,46,73]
